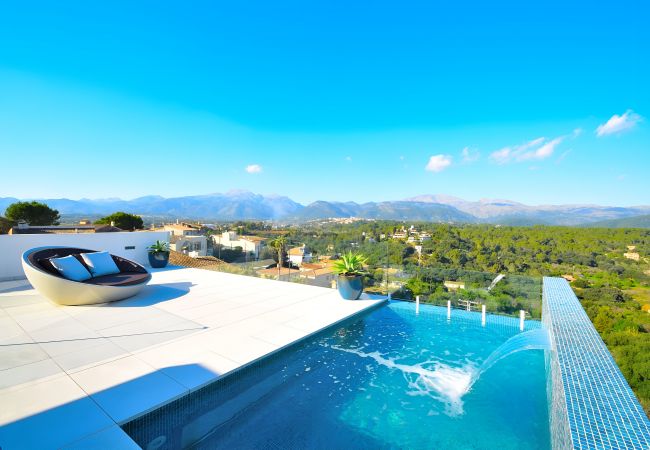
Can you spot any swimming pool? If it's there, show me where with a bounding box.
[123,301,550,449]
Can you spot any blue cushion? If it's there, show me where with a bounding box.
[49,255,92,282]
[80,251,120,277]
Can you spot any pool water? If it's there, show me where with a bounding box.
[124,301,550,449]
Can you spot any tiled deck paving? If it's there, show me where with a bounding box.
[0,267,385,449]
[543,277,650,449]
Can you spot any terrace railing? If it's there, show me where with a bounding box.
[175,247,542,320]
[364,265,542,319]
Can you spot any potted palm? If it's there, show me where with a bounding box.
[147,240,170,268]
[332,252,368,300]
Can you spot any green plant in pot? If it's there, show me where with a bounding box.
[332,252,368,300]
[147,240,170,268]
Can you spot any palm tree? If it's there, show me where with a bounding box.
[270,235,288,280]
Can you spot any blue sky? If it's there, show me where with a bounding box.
[0,1,648,206]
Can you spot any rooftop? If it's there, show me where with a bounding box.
[9,224,123,234]
[257,266,296,277]
[167,251,226,270]
[162,224,200,231]
[241,235,266,242]
[0,267,384,449]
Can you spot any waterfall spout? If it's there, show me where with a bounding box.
[487,273,505,291]
[469,328,550,389]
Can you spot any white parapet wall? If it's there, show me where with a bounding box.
[0,231,170,281]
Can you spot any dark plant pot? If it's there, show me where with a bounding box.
[148,251,170,268]
[337,275,364,300]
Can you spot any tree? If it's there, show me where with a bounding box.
[270,235,288,279]
[4,201,60,226]
[0,217,13,234]
[580,286,630,304]
[217,246,243,263]
[95,212,144,230]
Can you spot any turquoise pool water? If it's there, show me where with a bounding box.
[124,301,550,449]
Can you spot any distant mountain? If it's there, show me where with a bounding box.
[406,195,528,219]
[405,195,650,226]
[0,191,303,221]
[292,201,476,223]
[579,214,650,229]
[292,201,361,220]
[1,192,648,226]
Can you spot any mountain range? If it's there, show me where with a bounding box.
[1,191,649,227]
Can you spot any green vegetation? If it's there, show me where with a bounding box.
[147,240,170,253]
[583,214,650,229]
[4,201,60,226]
[95,212,144,230]
[332,252,368,276]
[0,216,13,234]
[269,235,289,278]
[218,246,244,263]
[574,283,650,415]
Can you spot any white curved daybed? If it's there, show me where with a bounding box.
[22,246,151,306]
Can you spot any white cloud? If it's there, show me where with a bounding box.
[596,110,642,137]
[490,136,563,164]
[461,147,480,163]
[245,164,263,174]
[528,137,563,160]
[519,137,545,151]
[490,147,512,165]
[425,154,452,172]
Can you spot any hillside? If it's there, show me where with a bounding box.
[582,215,650,229]
[292,201,477,223]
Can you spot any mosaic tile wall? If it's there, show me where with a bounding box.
[543,285,573,450]
[543,277,650,449]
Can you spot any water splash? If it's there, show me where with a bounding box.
[329,345,475,416]
[328,328,550,417]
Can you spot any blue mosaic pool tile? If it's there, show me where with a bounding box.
[543,277,650,449]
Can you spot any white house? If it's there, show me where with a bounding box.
[213,231,266,259]
[163,223,202,237]
[170,235,208,257]
[288,245,313,266]
[444,280,466,291]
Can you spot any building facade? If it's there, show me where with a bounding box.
[213,231,266,259]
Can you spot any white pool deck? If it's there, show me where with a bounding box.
[0,267,385,449]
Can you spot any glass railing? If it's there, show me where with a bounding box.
[367,265,542,320]
[171,240,543,320]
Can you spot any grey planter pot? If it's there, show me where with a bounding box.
[337,275,364,300]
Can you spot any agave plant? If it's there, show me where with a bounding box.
[148,240,170,253]
[332,252,368,276]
